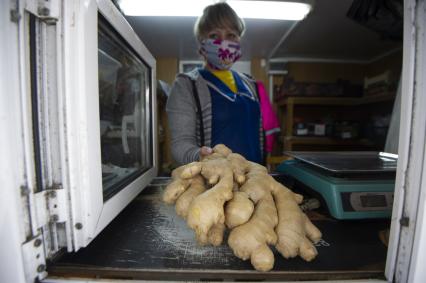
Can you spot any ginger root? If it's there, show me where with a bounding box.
[182,149,235,245]
[225,191,254,229]
[228,193,278,271]
[163,144,322,271]
[162,166,191,204]
[175,175,206,219]
[273,184,322,261]
[208,223,226,246]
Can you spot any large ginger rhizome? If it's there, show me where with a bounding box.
[163,144,322,272]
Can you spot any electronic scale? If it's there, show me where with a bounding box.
[276,151,397,220]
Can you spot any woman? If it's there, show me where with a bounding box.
[166,2,264,165]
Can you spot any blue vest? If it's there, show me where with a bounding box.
[199,69,262,163]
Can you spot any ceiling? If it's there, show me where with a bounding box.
[124,0,402,62]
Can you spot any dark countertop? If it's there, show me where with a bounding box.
[49,181,389,281]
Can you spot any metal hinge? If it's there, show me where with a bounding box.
[24,0,60,24]
[34,184,67,228]
[36,6,58,25]
[22,235,47,282]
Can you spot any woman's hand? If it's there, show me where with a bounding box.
[200,146,213,160]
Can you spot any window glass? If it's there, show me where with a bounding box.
[98,19,152,200]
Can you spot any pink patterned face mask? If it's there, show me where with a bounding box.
[200,39,242,70]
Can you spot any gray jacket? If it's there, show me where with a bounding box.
[166,68,262,165]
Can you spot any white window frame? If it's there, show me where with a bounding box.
[61,0,158,250]
[1,0,36,282]
[385,1,426,282]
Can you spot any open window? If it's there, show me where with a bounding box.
[98,15,153,201]
[8,0,157,264]
[61,0,158,249]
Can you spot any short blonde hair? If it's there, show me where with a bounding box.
[194,3,245,42]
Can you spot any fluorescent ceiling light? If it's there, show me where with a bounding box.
[228,1,311,20]
[120,0,311,21]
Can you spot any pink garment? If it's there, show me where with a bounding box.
[256,81,281,153]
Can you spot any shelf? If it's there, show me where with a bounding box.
[276,93,395,106]
[277,97,358,106]
[359,93,397,104]
[276,93,394,150]
[284,136,375,146]
[268,70,288,75]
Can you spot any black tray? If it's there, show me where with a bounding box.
[285,151,397,175]
[49,184,389,281]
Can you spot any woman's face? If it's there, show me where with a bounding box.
[206,27,240,43]
[199,26,242,70]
